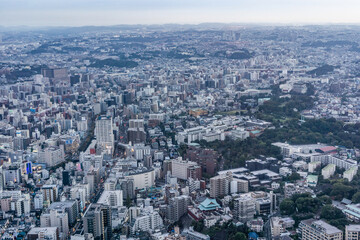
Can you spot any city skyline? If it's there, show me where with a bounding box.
[1,0,360,27]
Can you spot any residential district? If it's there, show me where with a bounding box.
[0,24,360,240]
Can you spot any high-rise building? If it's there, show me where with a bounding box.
[34,193,44,210]
[166,195,191,222]
[230,179,249,194]
[97,190,123,207]
[346,225,360,240]
[118,178,135,200]
[210,172,232,198]
[42,68,68,80]
[15,196,31,217]
[125,169,155,190]
[4,166,21,186]
[38,146,65,167]
[62,170,71,186]
[83,204,112,240]
[299,219,343,240]
[171,158,201,180]
[234,194,256,222]
[49,200,80,226]
[95,116,114,154]
[42,185,58,204]
[40,209,69,240]
[129,119,144,129]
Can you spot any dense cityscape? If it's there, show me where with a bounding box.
[0,23,360,240]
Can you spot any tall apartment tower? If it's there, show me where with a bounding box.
[95,116,114,154]
[210,172,232,198]
[166,195,191,222]
[83,204,112,240]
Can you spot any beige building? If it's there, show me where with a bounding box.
[234,194,256,222]
[210,172,232,198]
[270,217,285,238]
[299,219,342,240]
[322,164,336,179]
[346,224,360,240]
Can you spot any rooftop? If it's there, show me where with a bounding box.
[198,198,221,211]
[347,224,360,232]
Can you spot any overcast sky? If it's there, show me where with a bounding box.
[1,0,360,26]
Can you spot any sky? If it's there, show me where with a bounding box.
[1,0,360,27]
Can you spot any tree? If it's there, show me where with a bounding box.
[193,220,204,232]
[330,182,355,200]
[319,195,332,205]
[280,199,295,215]
[288,172,301,182]
[352,192,360,203]
[231,232,247,240]
[320,205,346,220]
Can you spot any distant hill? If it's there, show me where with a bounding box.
[307,64,335,76]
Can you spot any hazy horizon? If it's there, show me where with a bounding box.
[1,0,360,27]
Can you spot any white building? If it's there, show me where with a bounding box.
[270,217,286,238]
[40,209,69,240]
[279,167,292,177]
[311,155,357,170]
[130,208,163,234]
[80,153,103,173]
[322,164,336,179]
[308,161,321,173]
[344,167,358,182]
[95,115,114,154]
[14,195,31,217]
[346,225,360,240]
[171,158,198,180]
[34,193,44,210]
[126,169,155,190]
[38,146,65,167]
[27,227,59,240]
[97,190,123,207]
[70,184,90,208]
